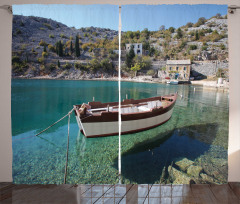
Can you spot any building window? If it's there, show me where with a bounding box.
[169,67,172,71]
[137,49,141,54]
[184,74,186,78]
[184,67,186,71]
[176,67,179,71]
[138,45,140,48]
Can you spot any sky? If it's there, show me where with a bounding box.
[13,4,228,31]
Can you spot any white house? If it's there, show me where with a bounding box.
[126,43,142,55]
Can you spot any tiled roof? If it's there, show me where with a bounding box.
[167,59,191,65]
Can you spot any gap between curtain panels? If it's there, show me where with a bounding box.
[118,5,122,183]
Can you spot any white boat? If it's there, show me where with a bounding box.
[168,80,178,85]
[73,93,177,138]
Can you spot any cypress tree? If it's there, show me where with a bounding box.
[129,45,135,59]
[70,41,73,55]
[43,44,47,52]
[126,45,135,68]
[59,41,63,57]
[57,60,60,68]
[75,35,80,57]
[56,41,59,55]
[195,31,199,41]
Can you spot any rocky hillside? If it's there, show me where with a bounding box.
[12,14,228,79]
[12,15,118,52]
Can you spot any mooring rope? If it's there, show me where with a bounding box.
[64,113,71,184]
[35,108,74,137]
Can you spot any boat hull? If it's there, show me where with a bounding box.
[77,107,174,138]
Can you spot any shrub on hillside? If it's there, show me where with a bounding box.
[62,63,72,70]
[202,46,208,51]
[38,57,44,63]
[48,44,55,52]
[82,44,89,51]
[16,29,22,35]
[43,23,53,30]
[189,45,197,50]
[60,33,67,38]
[101,58,114,72]
[74,62,85,70]
[186,22,193,28]
[46,63,56,71]
[194,17,206,27]
[12,56,21,64]
[49,34,54,38]
[39,40,48,47]
[42,51,48,58]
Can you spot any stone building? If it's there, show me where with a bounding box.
[166,59,191,80]
[126,43,142,56]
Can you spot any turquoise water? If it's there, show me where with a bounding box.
[12,79,229,184]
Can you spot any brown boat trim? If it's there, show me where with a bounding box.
[81,116,172,138]
[75,94,176,109]
[74,93,177,123]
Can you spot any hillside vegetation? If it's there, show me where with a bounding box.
[12,14,228,79]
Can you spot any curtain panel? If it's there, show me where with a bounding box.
[11,4,228,184]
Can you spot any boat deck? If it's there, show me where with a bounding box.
[1,182,240,203]
[88,100,169,116]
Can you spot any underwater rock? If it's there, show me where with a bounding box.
[168,166,192,184]
[211,158,228,167]
[187,165,203,178]
[200,173,215,183]
[175,158,194,172]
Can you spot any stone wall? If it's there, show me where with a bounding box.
[152,61,166,70]
[191,61,229,77]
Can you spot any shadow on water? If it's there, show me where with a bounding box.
[113,123,218,184]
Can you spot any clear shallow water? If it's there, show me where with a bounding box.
[12,79,229,184]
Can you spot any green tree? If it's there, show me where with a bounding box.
[70,41,73,55]
[131,63,141,77]
[134,56,152,70]
[141,28,150,39]
[176,28,183,39]
[194,17,206,27]
[126,45,135,68]
[126,31,134,39]
[149,47,155,57]
[90,58,100,72]
[57,41,63,57]
[195,31,199,41]
[189,45,197,50]
[186,22,193,28]
[75,35,80,57]
[101,58,114,73]
[168,27,175,33]
[57,60,60,68]
[43,44,47,52]
[142,41,150,51]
